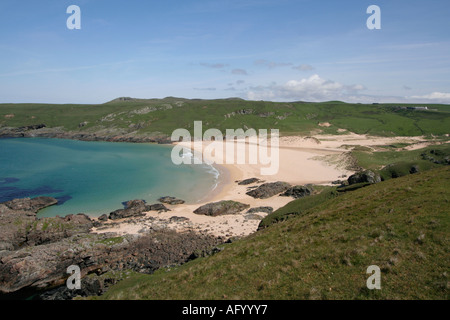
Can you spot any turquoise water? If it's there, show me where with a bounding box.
[0,138,219,217]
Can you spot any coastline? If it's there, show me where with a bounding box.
[93,132,436,238]
[2,131,437,239]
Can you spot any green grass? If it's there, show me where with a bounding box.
[1,98,449,137]
[351,144,450,171]
[258,187,339,230]
[94,166,450,300]
[95,236,125,246]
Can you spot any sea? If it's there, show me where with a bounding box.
[0,137,220,217]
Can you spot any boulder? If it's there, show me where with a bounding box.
[237,178,261,185]
[347,170,381,185]
[194,200,250,217]
[246,206,273,214]
[147,203,170,212]
[280,185,314,199]
[109,200,149,220]
[3,196,58,213]
[98,214,108,221]
[158,196,185,205]
[410,165,420,174]
[246,181,291,199]
[169,216,190,223]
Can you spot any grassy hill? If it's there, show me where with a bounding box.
[1,98,449,137]
[93,166,449,300]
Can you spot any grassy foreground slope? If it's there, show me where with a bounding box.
[96,166,449,300]
[1,98,449,137]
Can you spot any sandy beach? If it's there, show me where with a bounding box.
[92,132,432,238]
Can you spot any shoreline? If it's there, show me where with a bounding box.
[2,131,442,239]
[93,132,439,238]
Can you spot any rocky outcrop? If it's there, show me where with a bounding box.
[246,182,291,199]
[347,170,381,185]
[0,197,60,251]
[0,126,171,144]
[26,214,93,247]
[158,196,185,205]
[0,229,222,296]
[280,185,314,199]
[147,203,170,212]
[0,197,223,298]
[2,196,57,212]
[169,216,190,223]
[237,178,261,185]
[246,207,273,214]
[194,200,250,217]
[17,124,46,131]
[108,200,170,220]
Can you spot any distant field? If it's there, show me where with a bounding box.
[1,98,449,137]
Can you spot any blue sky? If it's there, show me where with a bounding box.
[0,0,449,104]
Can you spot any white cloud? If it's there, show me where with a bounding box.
[410,92,450,103]
[246,74,366,102]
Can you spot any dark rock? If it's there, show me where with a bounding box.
[38,273,122,300]
[194,200,250,217]
[147,203,170,212]
[280,185,314,199]
[169,216,190,223]
[0,229,223,296]
[238,178,261,185]
[347,170,381,185]
[109,199,151,220]
[410,165,420,174]
[18,124,46,131]
[246,206,273,214]
[25,214,93,246]
[0,126,172,144]
[3,196,58,213]
[0,197,60,251]
[244,213,264,220]
[246,181,291,199]
[0,195,224,298]
[158,196,185,205]
[98,214,108,221]
[188,246,225,261]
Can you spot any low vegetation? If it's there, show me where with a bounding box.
[1,98,449,137]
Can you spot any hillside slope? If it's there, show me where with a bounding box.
[1,98,449,137]
[96,166,449,300]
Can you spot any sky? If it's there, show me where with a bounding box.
[0,0,449,104]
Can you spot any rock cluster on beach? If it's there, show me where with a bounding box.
[158,196,185,205]
[280,185,314,199]
[245,181,292,199]
[194,200,250,217]
[108,199,170,220]
[0,197,223,299]
[237,178,261,185]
